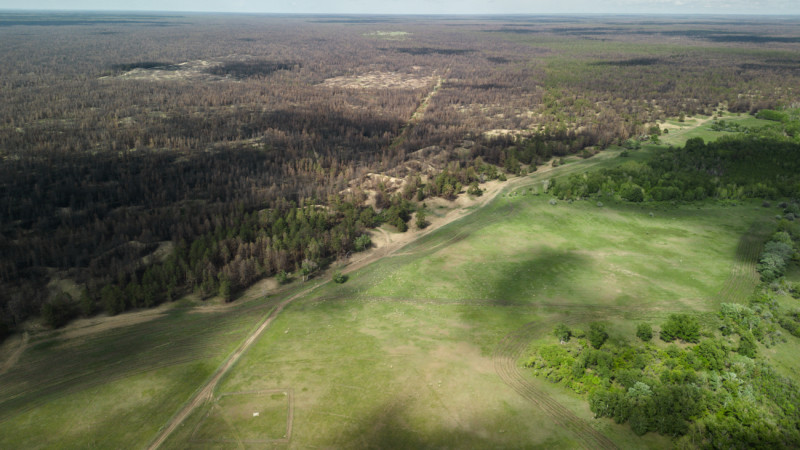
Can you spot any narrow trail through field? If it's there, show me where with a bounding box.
[146,280,322,449]
[148,163,505,449]
[0,332,28,376]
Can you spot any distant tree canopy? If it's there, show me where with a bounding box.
[552,129,800,203]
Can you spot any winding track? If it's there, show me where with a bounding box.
[493,321,618,450]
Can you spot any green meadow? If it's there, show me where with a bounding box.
[0,117,788,448]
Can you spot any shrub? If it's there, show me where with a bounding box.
[636,323,653,341]
[621,185,644,202]
[332,271,347,284]
[467,181,483,196]
[660,314,701,343]
[354,234,372,252]
[554,323,572,342]
[276,270,290,285]
[589,323,609,349]
[415,210,428,229]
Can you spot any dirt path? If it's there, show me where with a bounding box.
[0,332,28,376]
[146,281,323,449]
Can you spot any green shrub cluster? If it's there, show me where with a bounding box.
[526,316,800,446]
[757,231,798,282]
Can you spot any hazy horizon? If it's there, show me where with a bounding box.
[1,0,798,16]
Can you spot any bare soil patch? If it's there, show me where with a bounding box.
[322,71,435,90]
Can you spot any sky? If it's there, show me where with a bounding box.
[0,0,799,15]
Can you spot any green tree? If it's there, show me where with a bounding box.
[332,271,347,284]
[101,284,125,315]
[218,273,232,302]
[300,259,318,282]
[737,332,757,358]
[636,323,653,342]
[661,314,701,343]
[589,323,609,349]
[415,209,427,229]
[554,323,572,343]
[79,287,94,317]
[467,181,483,196]
[276,270,290,285]
[354,234,372,251]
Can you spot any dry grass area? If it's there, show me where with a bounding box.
[322,71,435,90]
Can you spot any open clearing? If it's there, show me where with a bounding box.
[0,118,779,448]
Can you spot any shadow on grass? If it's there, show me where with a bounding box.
[330,400,501,449]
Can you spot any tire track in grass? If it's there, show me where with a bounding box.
[493,321,618,450]
[713,221,768,306]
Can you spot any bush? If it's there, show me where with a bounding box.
[467,181,483,196]
[276,270,290,285]
[737,332,757,358]
[554,323,572,342]
[621,185,644,202]
[636,323,653,341]
[332,271,347,284]
[589,323,609,349]
[415,210,428,229]
[354,234,372,252]
[660,314,701,343]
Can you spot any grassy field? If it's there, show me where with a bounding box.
[164,145,774,447]
[0,296,282,448]
[0,117,784,448]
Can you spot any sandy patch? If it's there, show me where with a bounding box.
[322,71,435,90]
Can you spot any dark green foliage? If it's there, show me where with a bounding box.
[737,332,757,358]
[554,323,572,342]
[757,231,796,282]
[550,122,800,203]
[620,185,644,202]
[354,234,372,252]
[636,323,653,342]
[100,284,125,315]
[692,339,727,370]
[588,322,609,349]
[660,314,701,343]
[467,181,483,196]
[756,109,789,122]
[332,271,347,284]
[275,271,290,285]
[218,273,232,302]
[415,209,427,229]
[40,292,78,329]
[530,329,799,445]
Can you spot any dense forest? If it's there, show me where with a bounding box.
[551,110,800,203]
[2,13,800,336]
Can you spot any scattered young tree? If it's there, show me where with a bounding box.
[660,314,701,343]
[554,323,572,343]
[636,323,653,342]
[415,210,428,229]
[589,322,609,349]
